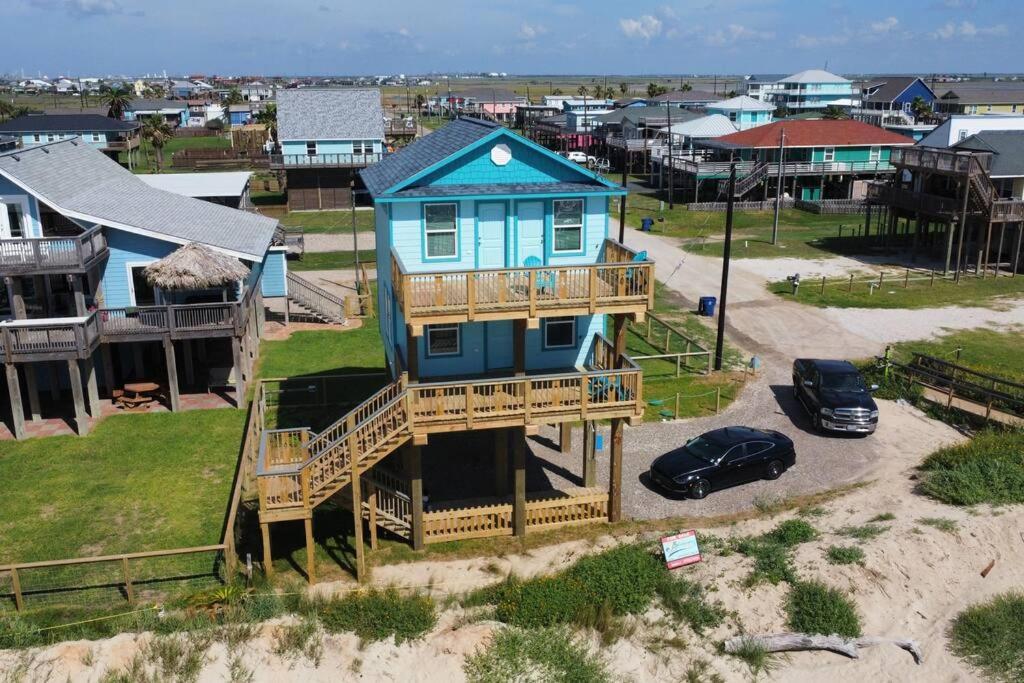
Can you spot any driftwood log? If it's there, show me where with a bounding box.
[724,633,924,665]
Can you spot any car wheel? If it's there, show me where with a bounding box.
[689,479,711,500]
[765,459,784,480]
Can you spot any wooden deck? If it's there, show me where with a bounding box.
[890,146,991,176]
[0,227,108,275]
[393,239,654,329]
[268,152,383,169]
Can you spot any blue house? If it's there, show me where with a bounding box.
[125,99,190,127]
[0,114,142,168]
[0,138,289,439]
[855,76,937,138]
[705,95,774,131]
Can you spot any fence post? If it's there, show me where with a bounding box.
[848,274,854,292]
[905,268,910,288]
[664,328,671,353]
[947,384,955,409]
[646,316,652,340]
[123,557,135,605]
[820,276,826,294]
[675,354,681,378]
[10,568,23,612]
[706,351,712,375]
[715,386,722,414]
[878,271,884,288]
[930,270,935,287]
[674,393,680,419]
[684,340,691,368]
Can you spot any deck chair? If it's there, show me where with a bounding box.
[524,255,556,293]
[625,250,648,282]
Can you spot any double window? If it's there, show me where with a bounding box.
[552,199,583,253]
[426,324,460,356]
[352,140,374,154]
[544,316,576,349]
[869,146,881,162]
[424,203,458,259]
[305,141,317,156]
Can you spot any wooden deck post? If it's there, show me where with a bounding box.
[350,462,366,582]
[494,428,509,497]
[4,363,26,440]
[182,339,195,388]
[100,344,115,396]
[231,336,247,409]
[513,427,527,536]
[367,479,379,550]
[260,522,273,578]
[582,421,597,488]
[406,326,419,383]
[82,356,100,418]
[609,417,624,523]
[559,422,572,454]
[23,363,41,423]
[513,319,527,376]
[5,277,26,320]
[69,275,87,316]
[67,358,89,436]
[304,516,317,584]
[405,445,425,551]
[162,336,180,412]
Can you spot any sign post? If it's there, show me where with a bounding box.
[661,530,702,569]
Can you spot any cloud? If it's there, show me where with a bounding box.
[705,24,775,46]
[397,27,412,37]
[930,20,1007,39]
[518,22,547,39]
[619,15,663,40]
[870,16,899,33]
[28,0,138,16]
[793,32,850,48]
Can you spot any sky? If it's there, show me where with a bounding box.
[1,0,1020,78]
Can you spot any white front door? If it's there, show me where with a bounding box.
[517,201,544,265]
[476,202,507,269]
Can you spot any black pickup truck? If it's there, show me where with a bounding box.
[792,359,879,435]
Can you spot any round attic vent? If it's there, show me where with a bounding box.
[490,143,512,166]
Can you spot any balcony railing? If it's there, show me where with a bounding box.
[392,239,654,327]
[103,137,140,151]
[890,147,991,175]
[992,199,1024,222]
[668,157,897,178]
[269,152,383,169]
[867,183,1024,222]
[0,227,108,275]
[0,314,100,362]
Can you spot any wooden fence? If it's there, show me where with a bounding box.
[687,199,794,212]
[630,311,712,376]
[794,199,867,214]
[787,267,1014,299]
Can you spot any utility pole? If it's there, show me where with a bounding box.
[771,128,785,245]
[619,163,628,243]
[715,163,737,371]
[351,181,360,291]
[666,100,674,209]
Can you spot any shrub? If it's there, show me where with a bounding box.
[318,588,435,643]
[786,581,861,638]
[464,627,610,683]
[917,517,958,533]
[825,546,865,566]
[867,512,896,523]
[950,592,1024,682]
[735,519,818,585]
[920,432,1024,505]
[656,576,726,634]
[764,519,818,547]
[727,637,777,676]
[836,523,888,540]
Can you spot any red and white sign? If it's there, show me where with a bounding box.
[661,530,702,569]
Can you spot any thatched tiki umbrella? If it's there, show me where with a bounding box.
[144,242,250,302]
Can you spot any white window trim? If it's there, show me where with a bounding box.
[125,261,161,306]
[425,324,460,356]
[552,198,584,254]
[0,195,31,239]
[424,202,459,260]
[869,146,881,162]
[822,147,836,162]
[543,316,577,349]
[305,141,317,156]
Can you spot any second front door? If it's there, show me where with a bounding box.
[476,202,507,269]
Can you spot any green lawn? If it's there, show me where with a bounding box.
[273,209,376,234]
[769,273,1024,309]
[683,221,875,260]
[888,328,1024,383]
[257,322,385,380]
[0,410,245,564]
[290,250,377,271]
[124,135,233,174]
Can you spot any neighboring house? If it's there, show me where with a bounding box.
[0,136,15,152]
[228,104,255,127]
[428,89,528,123]
[125,100,190,127]
[744,74,787,102]
[514,104,562,130]
[566,106,614,133]
[561,98,615,114]
[767,69,858,112]
[0,139,288,439]
[660,114,738,151]
[669,119,913,202]
[953,131,1024,199]
[917,114,1024,148]
[272,88,386,210]
[855,76,936,124]
[251,116,652,554]
[0,114,142,167]
[705,95,774,131]
[934,82,1024,115]
[139,171,254,208]
[645,89,723,110]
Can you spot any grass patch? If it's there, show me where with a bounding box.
[273,208,376,233]
[735,519,819,585]
[763,519,818,546]
[867,512,896,522]
[464,627,610,683]
[885,327,1024,385]
[290,250,377,271]
[257,326,384,379]
[919,430,1024,506]
[318,588,435,643]
[917,517,958,533]
[825,545,865,566]
[727,637,778,677]
[769,273,1024,309]
[126,135,233,173]
[786,580,862,638]
[682,220,875,260]
[835,523,889,541]
[656,576,726,635]
[950,592,1024,683]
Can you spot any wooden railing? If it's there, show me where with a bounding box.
[891,147,991,174]
[0,226,108,274]
[867,182,1024,222]
[392,239,654,325]
[0,313,100,362]
[269,152,383,168]
[670,157,897,178]
[99,302,238,339]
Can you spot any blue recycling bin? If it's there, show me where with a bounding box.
[640,217,654,232]
[699,296,717,317]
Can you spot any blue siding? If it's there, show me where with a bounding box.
[0,177,42,237]
[261,248,288,297]
[281,139,384,155]
[99,229,179,307]
[416,137,586,187]
[893,79,935,107]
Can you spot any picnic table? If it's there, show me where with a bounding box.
[114,381,163,410]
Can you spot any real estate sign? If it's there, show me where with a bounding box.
[661,530,702,569]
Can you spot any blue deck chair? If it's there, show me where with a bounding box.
[524,255,556,293]
[625,250,648,283]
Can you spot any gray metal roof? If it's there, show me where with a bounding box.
[954,130,1024,177]
[861,76,927,104]
[360,117,499,196]
[128,99,187,111]
[391,182,623,199]
[939,82,1024,105]
[0,114,140,134]
[277,88,385,142]
[0,140,277,260]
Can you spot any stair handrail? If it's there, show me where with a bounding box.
[286,271,346,320]
[733,161,769,196]
[968,156,994,210]
[305,377,406,456]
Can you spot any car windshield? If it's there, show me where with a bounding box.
[821,372,866,392]
[684,436,727,464]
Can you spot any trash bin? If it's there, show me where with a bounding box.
[641,217,654,232]
[699,296,717,317]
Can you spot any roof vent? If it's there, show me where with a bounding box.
[10,154,19,161]
[70,139,78,146]
[41,147,49,154]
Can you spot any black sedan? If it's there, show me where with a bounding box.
[649,427,795,499]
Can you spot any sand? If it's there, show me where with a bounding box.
[4,401,1019,682]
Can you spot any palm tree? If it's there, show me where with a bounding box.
[254,103,278,142]
[577,85,590,98]
[0,101,14,123]
[102,86,133,119]
[224,87,244,106]
[619,82,629,96]
[822,105,849,120]
[646,82,667,98]
[680,82,693,93]
[141,116,174,172]
[144,83,166,99]
[910,96,932,123]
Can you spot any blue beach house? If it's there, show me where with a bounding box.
[0,114,143,168]
[705,96,775,131]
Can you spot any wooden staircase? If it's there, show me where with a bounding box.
[286,272,347,324]
[730,162,770,197]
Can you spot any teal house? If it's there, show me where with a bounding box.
[705,96,774,131]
